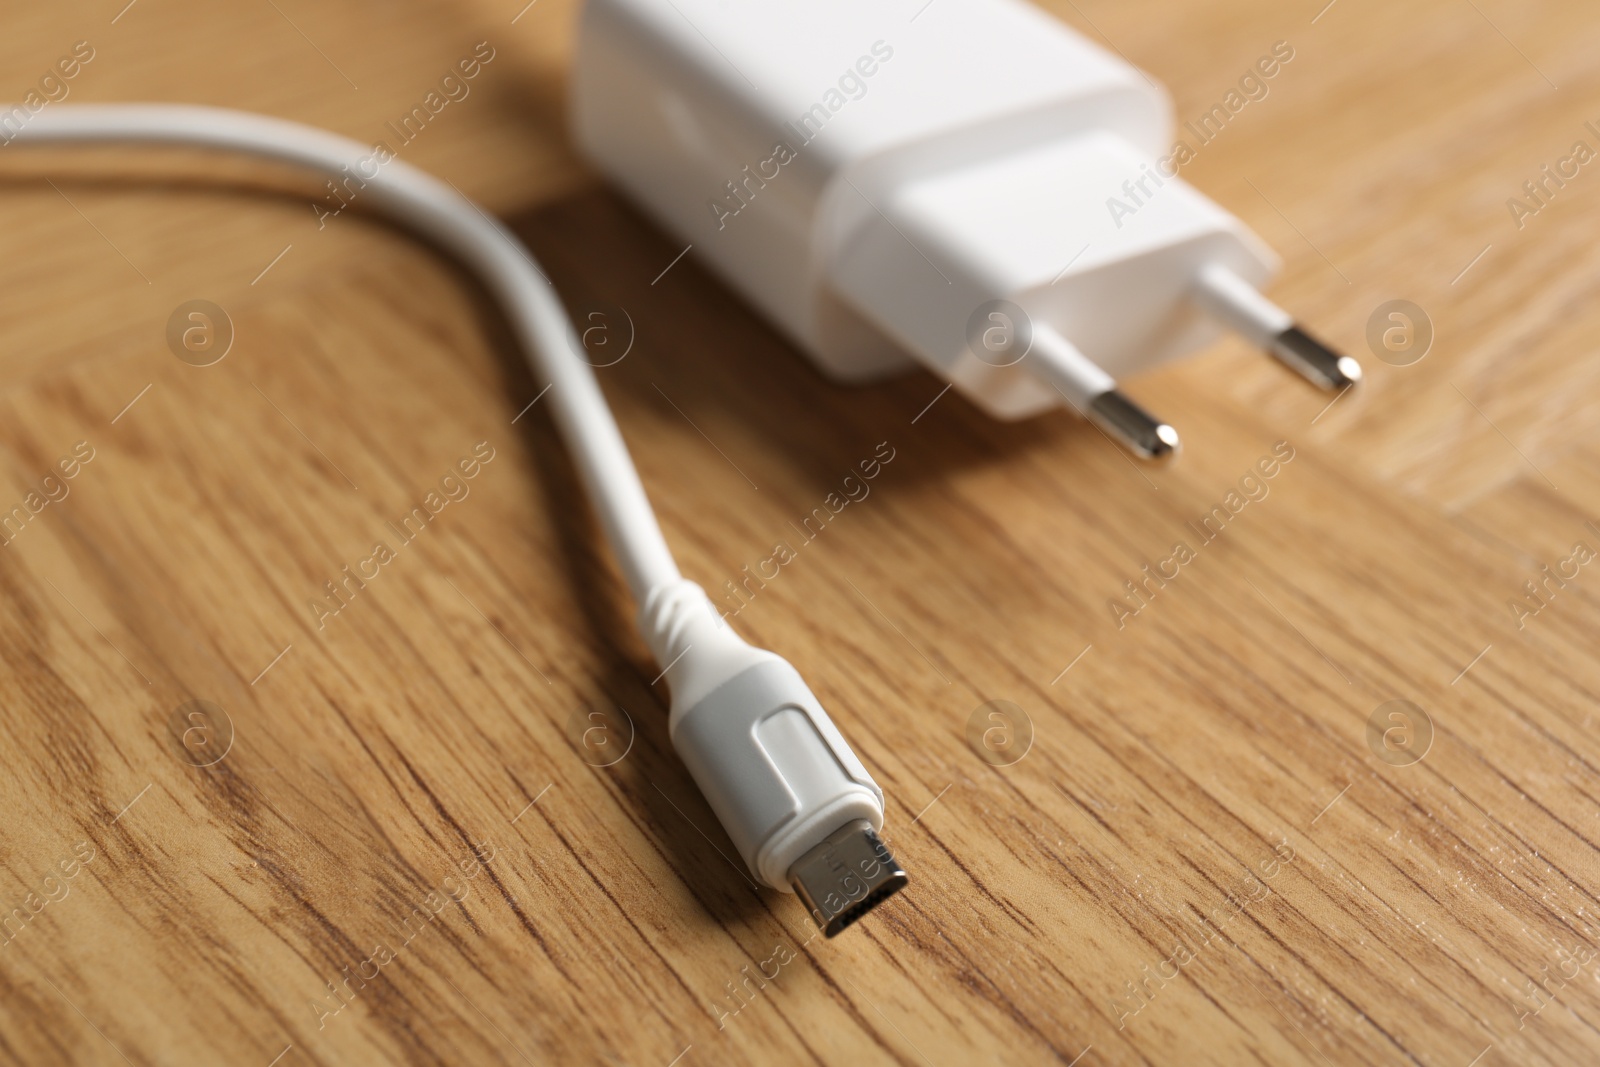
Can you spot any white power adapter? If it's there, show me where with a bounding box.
[572,0,1359,458]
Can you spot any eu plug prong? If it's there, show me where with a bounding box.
[1191,263,1362,391]
[1088,391,1181,462]
[1027,323,1180,461]
[1267,326,1362,390]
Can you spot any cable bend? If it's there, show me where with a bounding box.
[8,105,910,934]
[7,103,681,611]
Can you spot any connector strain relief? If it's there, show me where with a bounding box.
[637,578,717,669]
[638,578,768,710]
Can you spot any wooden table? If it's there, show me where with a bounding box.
[2,1,1597,1063]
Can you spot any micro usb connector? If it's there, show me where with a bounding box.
[788,820,908,937]
[643,580,906,936]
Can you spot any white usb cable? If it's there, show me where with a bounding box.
[12,104,906,936]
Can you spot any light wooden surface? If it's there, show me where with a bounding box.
[1,1,1598,1064]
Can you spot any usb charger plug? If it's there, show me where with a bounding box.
[574,0,1359,459]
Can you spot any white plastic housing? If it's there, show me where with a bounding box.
[640,581,883,891]
[571,0,1279,419]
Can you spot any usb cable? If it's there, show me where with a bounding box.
[12,103,905,936]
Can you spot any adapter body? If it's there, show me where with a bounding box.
[572,0,1280,419]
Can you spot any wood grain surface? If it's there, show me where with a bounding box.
[2,1,1598,1064]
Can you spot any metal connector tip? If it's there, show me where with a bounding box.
[1088,390,1180,462]
[1269,327,1363,391]
[788,820,907,937]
